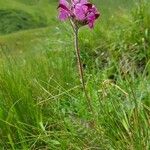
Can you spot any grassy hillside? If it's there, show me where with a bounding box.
[0,0,150,149]
[0,0,56,34]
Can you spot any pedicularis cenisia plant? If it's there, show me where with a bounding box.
[58,0,100,115]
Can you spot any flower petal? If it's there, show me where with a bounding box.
[58,4,69,11]
[59,0,69,8]
[59,8,69,21]
[58,0,71,21]
[74,4,87,20]
[87,12,96,28]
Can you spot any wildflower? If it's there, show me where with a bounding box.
[58,0,100,28]
[57,0,100,117]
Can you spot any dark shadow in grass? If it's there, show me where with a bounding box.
[0,9,47,35]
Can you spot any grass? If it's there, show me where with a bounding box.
[0,0,150,149]
[0,0,56,34]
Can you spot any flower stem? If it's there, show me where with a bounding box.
[74,26,94,115]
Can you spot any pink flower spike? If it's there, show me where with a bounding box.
[58,0,100,29]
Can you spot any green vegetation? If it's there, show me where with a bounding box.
[0,9,47,34]
[0,0,56,34]
[0,0,149,149]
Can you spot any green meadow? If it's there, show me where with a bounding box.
[0,0,150,149]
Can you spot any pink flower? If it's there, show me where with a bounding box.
[58,0,100,29]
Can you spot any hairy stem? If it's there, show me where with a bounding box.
[74,26,94,114]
